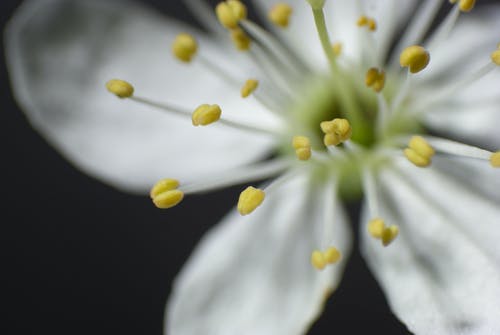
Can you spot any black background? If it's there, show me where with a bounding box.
[2,0,493,334]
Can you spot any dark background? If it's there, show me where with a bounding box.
[3,0,487,334]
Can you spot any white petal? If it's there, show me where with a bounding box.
[361,158,500,335]
[5,0,275,193]
[418,7,500,147]
[167,172,352,335]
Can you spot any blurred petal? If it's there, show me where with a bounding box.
[167,172,352,335]
[418,7,500,147]
[361,158,500,335]
[5,0,275,193]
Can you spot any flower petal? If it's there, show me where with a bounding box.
[361,158,500,335]
[418,7,500,146]
[167,172,352,335]
[5,0,275,193]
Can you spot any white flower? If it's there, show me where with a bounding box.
[5,0,500,334]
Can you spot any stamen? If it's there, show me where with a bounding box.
[215,0,247,30]
[268,3,293,28]
[456,0,476,12]
[292,135,312,161]
[237,186,265,215]
[404,136,435,167]
[357,15,377,31]
[172,33,198,62]
[106,79,134,98]
[311,247,341,271]
[230,28,252,51]
[311,250,326,270]
[403,136,500,168]
[320,118,352,146]
[150,178,184,209]
[399,45,430,74]
[192,104,222,126]
[491,152,500,168]
[491,48,500,65]
[332,42,343,56]
[240,79,259,98]
[362,169,399,247]
[365,67,385,93]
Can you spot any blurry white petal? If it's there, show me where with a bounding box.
[361,159,500,335]
[5,0,274,193]
[419,7,500,146]
[167,172,352,335]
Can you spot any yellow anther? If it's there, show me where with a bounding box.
[400,45,430,74]
[458,0,475,12]
[215,0,247,29]
[490,151,500,168]
[192,104,222,126]
[409,136,435,158]
[172,33,198,63]
[150,179,184,209]
[357,15,376,31]
[357,15,368,26]
[323,247,341,264]
[311,250,326,270]
[491,49,500,66]
[365,67,386,93]
[237,186,265,215]
[381,225,399,247]
[292,135,312,161]
[106,79,134,98]
[368,218,385,239]
[320,118,352,146]
[230,28,251,51]
[404,136,434,167]
[241,79,259,98]
[332,42,343,56]
[150,178,179,199]
[404,148,431,167]
[268,3,293,28]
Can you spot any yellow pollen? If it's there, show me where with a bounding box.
[192,104,222,126]
[357,15,377,31]
[320,118,352,146]
[215,0,247,30]
[458,0,475,12]
[172,33,198,63]
[323,247,341,264]
[268,3,293,28]
[332,42,343,56]
[292,135,312,161]
[400,45,430,73]
[106,79,134,98]
[381,225,399,247]
[490,151,500,167]
[150,178,179,199]
[368,218,399,247]
[237,186,265,215]
[150,179,184,209]
[365,67,386,93]
[311,247,341,270]
[404,136,435,167]
[311,250,326,270]
[491,49,500,66]
[241,79,259,98]
[230,28,252,51]
[368,218,385,239]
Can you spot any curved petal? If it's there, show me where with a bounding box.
[167,172,352,335]
[417,7,500,147]
[361,158,500,335]
[5,0,276,193]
